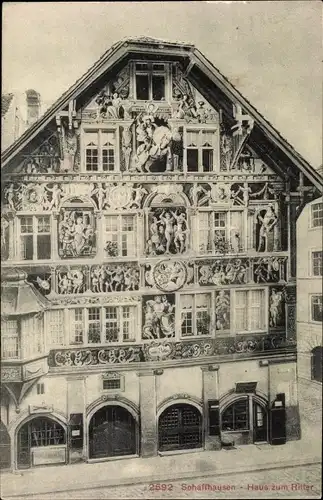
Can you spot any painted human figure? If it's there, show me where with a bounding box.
[145,295,174,338]
[91,183,107,210]
[270,289,283,327]
[230,227,241,253]
[257,204,278,252]
[45,184,63,210]
[122,125,133,171]
[91,267,100,293]
[215,290,230,330]
[132,185,147,208]
[172,210,188,253]
[159,210,175,254]
[4,184,16,211]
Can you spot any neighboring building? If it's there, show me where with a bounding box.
[297,166,323,386]
[1,90,42,152]
[1,37,322,470]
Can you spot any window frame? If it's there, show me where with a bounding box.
[183,126,219,173]
[1,319,20,360]
[310,294,323,323]
[179,291,213,339]
[133,61,169,101]
[68,305,139,346]
[233,288,267,333]
[311,250,323,277]
[81,126,119,173]
[311,202,323,228]
[196,208,245,255]
[221,398,249,432]
[18,214,52,261]
[104,213,137,258]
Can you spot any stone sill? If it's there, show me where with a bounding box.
[158,447,204,457]
[87,453,139,464]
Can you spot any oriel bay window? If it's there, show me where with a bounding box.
[19,215,51,260]
[84,130,116,172]
[69,306,137,345]
[185,129,217,172]
[105,215,136,257]
[1,319,19,359]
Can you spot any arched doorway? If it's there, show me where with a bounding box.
[158,403,202,452]
[0,421,11,469]
[311,346,323,383]
[17,416,66,469]
[88,405,137,459]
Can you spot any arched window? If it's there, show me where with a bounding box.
[221,399,249,431]
[311,346,323,383]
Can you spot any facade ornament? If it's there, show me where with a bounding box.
[45,183,63,210]
[108,183,134,209]
[198,259,248,286]
[215,290,231,331]
[257,204,278,252]
[153,260,187,292]
[269,288,284,328]
[57,269,85,294]
[189,184,208,206]
[230,183,252,206]
[90,264,140,293]
[146,208,189,256]
[142,295,175,340]
[122,125,133,171]
[90,183,109,210]
[131,185,148,209]
[58,209,95,258]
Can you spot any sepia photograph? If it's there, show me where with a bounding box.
[1,1,322,498]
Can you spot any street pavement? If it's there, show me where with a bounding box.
[3,464,322,499]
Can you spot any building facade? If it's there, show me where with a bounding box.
[297,191,323,385]
[1,90,42,152]
[1,37,322,470]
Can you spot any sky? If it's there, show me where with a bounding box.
[2,1,322,167]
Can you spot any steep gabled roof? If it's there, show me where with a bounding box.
[1,36,322,192]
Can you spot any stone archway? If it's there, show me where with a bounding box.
[88,404,138,459]
[158,401,203,452]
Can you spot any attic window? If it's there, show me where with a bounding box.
[135,62,166,101]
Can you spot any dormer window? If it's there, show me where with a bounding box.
[134,62,166,101]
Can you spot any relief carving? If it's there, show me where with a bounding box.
[146,208,189,255]
[142,295,175,340]
[198,259,249,286]
[90,264,140,293]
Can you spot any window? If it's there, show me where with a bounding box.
[29,418,65,446]
[134,62,166,101]
[186,129,217,172]
[84,130,116,172]
[311,295,322,322]
[180,294,211,337]
[22,314,43,358]
[37,383,45,395]
[105,215,136,257]
[311,202,323,228]
[19,216,51,260]
[311,346,323,383]
[69,306,137,345]
[1,320,19,359]
[197,211,243,255]
[221,399,249,431]
[47,310,64,346]
[312,251,323,276]
[235,290,265,332]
